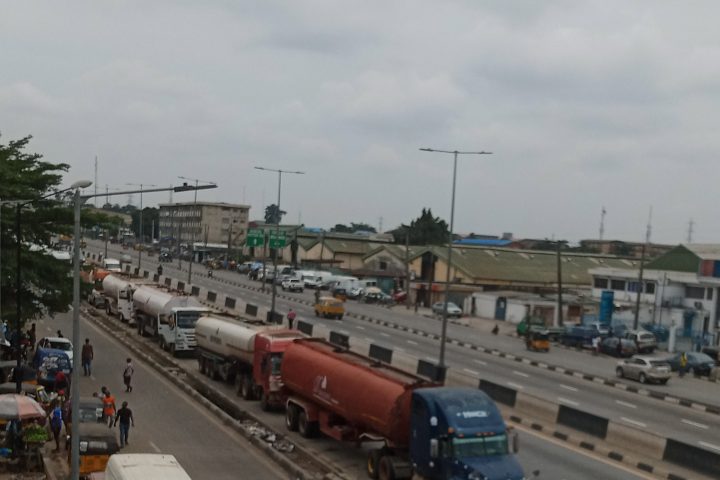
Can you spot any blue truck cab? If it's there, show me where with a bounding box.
[410,387,525,480]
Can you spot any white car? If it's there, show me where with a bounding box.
[36,336,73,363]
[282,278,304,292]
[431,302,463,318]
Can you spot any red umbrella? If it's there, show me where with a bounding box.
[0,394,46,420]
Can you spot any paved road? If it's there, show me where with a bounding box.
[37,310,285,480]
[91,242,720,458]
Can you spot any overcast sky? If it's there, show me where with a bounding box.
[2,1,719,244]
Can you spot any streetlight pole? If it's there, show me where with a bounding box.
[178,177,215,285]
[255,167,304,322]
[70,181,217,480]
[126,184,156,270]
[419,148,492,371]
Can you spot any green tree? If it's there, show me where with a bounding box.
[350,222,377,233]
[130,207,159,242]
[264,204,286,224]
[392,208,449,245]
[0,135,75,328]
[331,224,352,233]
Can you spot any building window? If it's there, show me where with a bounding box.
[645,282,656,294]
[379,261,388,271]
[686,286,705,299]
[707,288,714,300]
[610,279,626,291]
[627,281,641,293]
[593,278,608,289]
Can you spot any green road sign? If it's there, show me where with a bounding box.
[268,231,287,248]
[246,228,264,247]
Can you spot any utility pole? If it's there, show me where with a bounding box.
[633,209,653,329]
[126,183,157,270]
[405,228,411,309]
[94,155,98,207]
[687,218,694,244]
[179,176,215,285]
[556,240,564,327]
[599,206,606,240]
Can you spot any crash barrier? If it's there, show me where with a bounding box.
[369,344,393,364]
[417,360,447,383]
[266,311,283,324]
[329,331,350,349]
[664,439,720,477]
[191,286,200,297]
[479,380,517,408]
[245,304,258,317]
[225,297,236,309]
[207,291,217,303]
[177,281,185,292]
[556,405,608,439]
[297,321,313,336]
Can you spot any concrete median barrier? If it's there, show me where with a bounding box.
[513,392,559,424]
[605,421,668,462]
[664,438,720,477]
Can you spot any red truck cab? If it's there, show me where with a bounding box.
[252,330,304,410]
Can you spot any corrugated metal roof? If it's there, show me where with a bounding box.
[454,239,512,247]
[683,244,720,260]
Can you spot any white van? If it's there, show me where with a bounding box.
[103,454,192,480]
[103,258,122,273]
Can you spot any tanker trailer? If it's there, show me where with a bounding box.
[102,274,152,323]
[281,338,525,480]
[132,285,208,356]
[195,316,303,410]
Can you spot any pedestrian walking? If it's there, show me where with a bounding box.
[123,358,134,392]
[56,330,64,338]
[592,336,600,355]
[114,401,135,448]
[82,338,94,376]
[287,309,297,329]
[48,400,63,452]
[314,289,320,304]
[102,388,117,427]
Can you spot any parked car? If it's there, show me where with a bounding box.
[665,352,716,376]
[623,329,657,353]
[392,290,408,303]
[431,302,462,318]
[559,326,598,348]
[347,287,365,300]
[282,278,304,293]
[616,355,671,384]
[599,337,638,357]
[87,288,105,308]
[701,346,720,366]
[640,323,670,342]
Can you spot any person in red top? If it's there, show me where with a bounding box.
[287,309,297,329]
[82,338,94,376]
[54,370,69,393]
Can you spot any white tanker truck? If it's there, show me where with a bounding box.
[132,285,209,356]
[195,315,303,410]
[102,274,153,324]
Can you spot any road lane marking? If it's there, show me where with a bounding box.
[513,370,529,378]
[395,347,405,352]
[621,417,646,428]
[560,384,578,392]
[699,441,720,452]
[615,400,637,409]
[682,419,709,429]
[557,397,579,407]
[507,382,524,390]
[473,359,487,366]
[380,332,390,337]
[354,325,365,330]
[339,330,349,335]
[406,340,418,345]
[149,441,162,453]
[364,337,374,343]
[463,368,480,376]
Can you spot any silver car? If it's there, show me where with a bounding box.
[431,302,462,318]
[616,355,671,384]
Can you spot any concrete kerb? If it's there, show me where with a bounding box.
[82,308,338,480]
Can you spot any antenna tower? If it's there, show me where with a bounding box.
[599,206,606,240]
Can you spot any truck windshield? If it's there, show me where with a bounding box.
[269,353,283,375]
[176,312,200,329]
[451,434,509,458]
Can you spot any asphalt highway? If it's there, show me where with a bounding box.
[37,310,285,480]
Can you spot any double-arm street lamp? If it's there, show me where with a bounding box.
[69,181,216,480]
[419,148,492,371]
[254,167,304,322]
[125,183,157,270]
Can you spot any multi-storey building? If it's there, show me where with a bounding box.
[158,202,250,248]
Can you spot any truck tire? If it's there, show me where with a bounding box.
[170,343,177,357]
[106,304,111,316]
[285,404,299,431]
[159,337,166,351]
[199,357,206,375]
[297,410,317,438]
[367,450,382,479]
[259,390,270,411]
[378,456,397,480]
[240,376,255,400]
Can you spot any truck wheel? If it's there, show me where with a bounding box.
[260,390,270,412]
[159,338,166,351]
[616,367,624,378]
[106,304,111,316]
[367,450,382,479]
[199,357,206,375]
[378,456,397,480]
[170,343,177,357]
[240,376,255,400]
[297,410,317,438]
[285,404,299,431]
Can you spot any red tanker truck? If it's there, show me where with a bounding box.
[282,338,526,480]
[195,315,304,410]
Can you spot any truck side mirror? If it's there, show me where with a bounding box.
[429,438,439,458]
[512,432,519,453]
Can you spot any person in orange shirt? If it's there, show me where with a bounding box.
[102,388,117,428]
